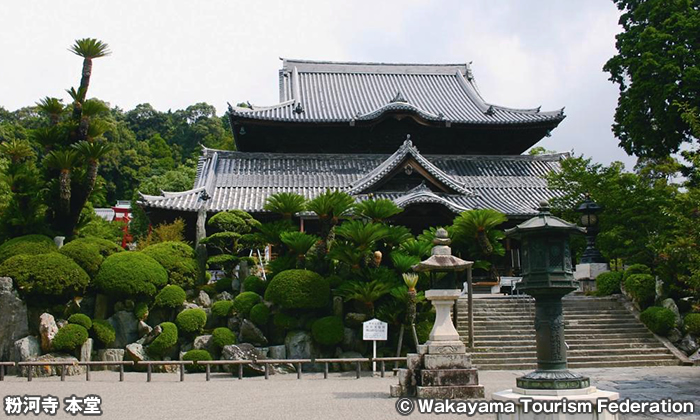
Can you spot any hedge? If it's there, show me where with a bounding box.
[52,324,89,351]
[154,285,187,309]
[596,271,623,296]
[685,313,700,336]
[182,349,212,372]
[623,264,651,282]
[94,252,168,297]
[264,269,329,310]
[640,306,676,336]
[0,234,56,263]
[249,303,270,327]
[211,300,234,318]
[243,276,266,295]
[311,316,344,346]
[68,313,92,330]
[211,327,237,349]
[0,252,90,297]
[175,308,207,334]
[142,242,198,289]
[147,322,178,356]
[624,273,656,307]
[91,320,116,346]
[232,292,262,317]
[59,237,122,278]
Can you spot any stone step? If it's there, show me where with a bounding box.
[468,313,632,320]
[476,359,680,370]
[467,331,654,339]
[471,348,672,359]
[472,353,677,365]
[470,323,646,331]
[472,341,667,352]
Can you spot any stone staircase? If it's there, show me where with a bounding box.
[456,296,681,370]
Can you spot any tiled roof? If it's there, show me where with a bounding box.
[228,59,565,125]
[139,140,567,218]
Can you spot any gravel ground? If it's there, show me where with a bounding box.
[0,366,697,419]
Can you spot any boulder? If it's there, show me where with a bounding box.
[285,331,319,371]
[0,277,29,360]
[345,312,367,328]
[180,342,193,354]
[19,354,84,378]
[689,349,700,363]
[12,336,41,362]
[140,325,163,346]
[138,320,153,338]
[661,298,683,328]
[39,313,58,352]
[231,279,241,294]
[335,351,369,372]
[655,278,664,302]
[193,335,214,353]
[333,296,344,318]
[668,328,683,344]
[180,302,201,311]
[342,327,367,354]
[125,343,149,363]
[56,319,68,329]
[677,334,699,356]
[221,343,265,376]
[240,319,268,346]
[154,357,179,373]
[79,338,93,362]
[97,349,124,371]
[93,294,110,320]
[227,316,241,331]
[146,307,170,327]
[108,311,139,349]
[268,345,286,360]
[216,291,233,302]
[196,290,212,308]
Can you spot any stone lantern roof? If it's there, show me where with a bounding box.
[412,228,473,272]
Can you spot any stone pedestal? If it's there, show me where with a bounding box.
[574,263,609,292]
[493,386,620,420]
[425,289,461,342]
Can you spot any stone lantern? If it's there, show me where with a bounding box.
[574,195,609,293]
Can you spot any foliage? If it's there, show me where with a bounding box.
[249,303,270,327]
[208,210,260,234]
[182,349,212,373]
[0,234,56,263]
[280,231,319,263]
[353,199,403,222]
[452,209,507,280]
[0,252,89,297]
[595,271,624,296]
[136,219,186,249]
[311,316,344,346]
[335,220,388,252]
[640,306,676,336]
[415,320,433,343]
[273,312,298,330]
[250,220,295,248]
[243,275,266,295]
[59,237,122,278]
[154,285,186,308]
[336,279,393,316]
[134,301,149,321]
[91,319,116,346]
[52,324,89,351]
[175,309,207,334]
[624,274,656,308]
[211,300,234,318]
[68,313,92,329]
[684,313,700,335]
[232,291,262,317]
[265,269,330,310]
[214,277,233,293]
[391,252,420,274]
[400,239,433,258]
[623,264,652,282]
[264,192,307,219]
[94,252,168,297]
[147,322,178,356]
[211,327,237,349]
[142,241,198,288]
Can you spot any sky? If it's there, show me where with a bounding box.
[0,0,634,167]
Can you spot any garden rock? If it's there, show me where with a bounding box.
[216,291,233,302]
[97,349,124,371]
[56,319,68,329]
[285,331,319,366]
[0,277,29,360]
[141,325,163,346]
[196,290,211,308]
[108,311,139,349]
[79,338,93,362]
[342,328,367,354]
[661,298,682,328]
[268,345,286,360]
[678,334,699,356]
[345,312,367,327]
[240,319,268,346]
[19,354,84,378]
[93,294,110,320]
[333,296,343,318]
[221,343,265,376]
[138,320,152,337]
[667,328,683,343]
[12,336,40,367]
[125,343,149,363]
[39,313,58,352]
[335,351,368,372]
[194,335,214,352]
[227,316,241,331]
[689,349,700,362]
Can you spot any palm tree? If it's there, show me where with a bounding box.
[36,97,64,125]
[334,220,388,252]
[354,199,403,222]
[280,231,319,265]
[45,150,79,216]
[68,38,110,138]
[264,192,307,219]
[327,241,365,270]
[337,279,394,316]
[452,209,508,281]
[0,140,34,164]
[306,189,355,236]
[72,140,111,197]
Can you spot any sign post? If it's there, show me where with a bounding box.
[362,318,388,373]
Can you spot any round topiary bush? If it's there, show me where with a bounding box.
[624,273,656,307]
[147,322,178,356]
[175,308,207,334]
[52,324,89,351]
[684,313,700,336]
[214,277,233,293]
[273,312,298,330]
[142,242,198,289]
[232,291,262,317]
[596,271,623,296]
[211,300,234,318]
[0,252,90,297]
[91,320,116,346]
[623,264,651,282]
[640,306,676,335]
[243,275,266,295]
[154,285,186,309]
[311,316,344,346]
[68,313,92,330]
[134,301,149,321]
[0,234,56,263]
[59,237,122,278]
[94,252,168,297]
[182,349,212,372]
[249,303,270,327]
[264,269,329,310]
[211,327,237,349]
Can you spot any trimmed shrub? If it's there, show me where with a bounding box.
[273,312,298,330]
[0,252,89,297]
[68,313,92,330]
[623,264,651,282]
[249,303,270,327]
[211,327,237,349]
[134,301,149,321]
[640,306,676,335]
[624,274,656,307]
[232,292,262,317]
[243,276,266,295]
[311,316,344,346]
[211,300,234,318]
[182,349,212,372]
[94,252,168,297]
[214,277,233,293]
[59,237,122,278]
[147,322,178,356]
[595,271,623,296]
[264,269,329,310]
[326,275,344,289]
[154,285,186,309]
[142,242,198,289]
[684,313,700,336]
[52,324,89,351]
[176,309,207,334]
[91,320,116,346]
[0,234,56,263]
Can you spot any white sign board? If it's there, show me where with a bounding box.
[362,318,388,341]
